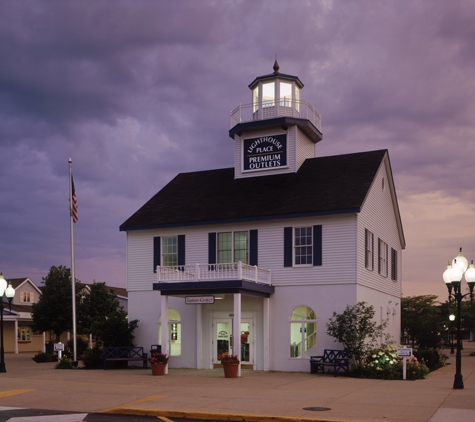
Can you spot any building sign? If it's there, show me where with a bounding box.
[396,347,412,357]
[185,296,215,304]
[243,134,287,171]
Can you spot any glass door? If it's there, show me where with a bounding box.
[215,319,233,362]
[240,321,251,363]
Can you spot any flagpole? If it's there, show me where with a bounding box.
[68,158,77,364]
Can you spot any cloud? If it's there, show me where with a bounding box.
[0,0,474,301]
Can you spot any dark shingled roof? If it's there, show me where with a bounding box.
[120,150,387,231]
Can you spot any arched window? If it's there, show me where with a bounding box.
[159,308,181,356]
[289,306,317,358]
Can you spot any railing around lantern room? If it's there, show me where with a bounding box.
[156,262,272,285]
[230,99,322,133]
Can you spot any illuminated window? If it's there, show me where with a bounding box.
[18,326,32,341]
[262,82,275,107]
[159,308,181,356]
[20,292,34,303]
[290,306,317,358]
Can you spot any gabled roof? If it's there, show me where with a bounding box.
[120,150,389,231]
[8,277,42,294]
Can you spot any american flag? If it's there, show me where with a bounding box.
[71,175,78,223]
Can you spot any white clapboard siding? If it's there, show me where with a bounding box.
[357,154,403,298]
[126,214,358,291]
[295,126,316,171]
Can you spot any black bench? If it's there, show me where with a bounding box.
[310,349,350,377]
[102,347,148,370]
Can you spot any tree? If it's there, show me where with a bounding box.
[78,282,139,347]
[401,295,442,349]
[326,302,389,365]
[31,265,82,341]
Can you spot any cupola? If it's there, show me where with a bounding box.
[229,61,322,179]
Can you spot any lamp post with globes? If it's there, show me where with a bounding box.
[449,314,455,354]
[0,273,16,373]
[443,248,475,389]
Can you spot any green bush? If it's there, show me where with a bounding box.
[413,349,447,371]
[66,337,89,358]
[55,355,73,369]
[82,347,103,369]
[33,352,57,363]
[351,345,429,380]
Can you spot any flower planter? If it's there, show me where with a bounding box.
[151,362,167,376]
[222,363,239,378]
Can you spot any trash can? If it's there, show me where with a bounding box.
[45,341,53,354]
[150,344,161,356]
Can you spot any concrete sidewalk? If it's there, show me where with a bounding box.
[1,343,475,422]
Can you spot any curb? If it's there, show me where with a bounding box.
[103,406,365,422]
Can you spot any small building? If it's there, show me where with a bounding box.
[120,62,405,372]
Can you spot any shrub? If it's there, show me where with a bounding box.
[351,345,429,380]
[33,352,56,363]
[55,355,73,369]
[413,349,447,371]
[66,337,89,358]
[82,347,103,369]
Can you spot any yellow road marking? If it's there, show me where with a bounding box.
[0,389,35,399]
[100,394,166,413]
[157,417,174,422]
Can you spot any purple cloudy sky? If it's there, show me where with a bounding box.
[1,0,474,301]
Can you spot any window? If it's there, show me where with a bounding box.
[289,306,317,358]
[284,226,322,267]
[378,239,388,277]
[162,236,178,266]
[217,231,249,264]
[20,292,33,303]
[153,235,185,272]
[262,82,275,107]
[280,82,292,106]
[252,86,259,113]
[294,227,313,265]
[159,308,181,356]
[18,326,32,341]
[365,229,374,270]
[391,248,398,281]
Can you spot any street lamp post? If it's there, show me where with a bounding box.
[443,248,475,389]
[0,273,16,373]
[449,314,455,354]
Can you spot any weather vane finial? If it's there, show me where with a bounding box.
[273,55,280,74]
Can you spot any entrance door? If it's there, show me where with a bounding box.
[213,318,253,365]
[215,319,233,362]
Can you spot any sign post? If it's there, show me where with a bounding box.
[397,346,413,380]
[54,342,65,361]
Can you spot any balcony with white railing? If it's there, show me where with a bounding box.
[230,100,322,133]
[156,262,272,286]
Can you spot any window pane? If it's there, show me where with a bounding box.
[218,232,232,263]
[295,227,312,265]
[280,82,292,106]
[234,231,248,264]
[263,82,275,107]
[162,236,177,266]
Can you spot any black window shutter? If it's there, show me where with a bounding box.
[177,235,185,266]
[249,230,258,266]
[313,225,322,266]
[385,243,388,277]
[208,232,217,264]
[378,238,381,274]
[364,229,368,268]
[153,236,161,273]
[371,232,374,271]
[284,227,293,267]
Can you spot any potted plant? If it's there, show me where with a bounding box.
[149,352,169,376]
[220,353,240,378]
